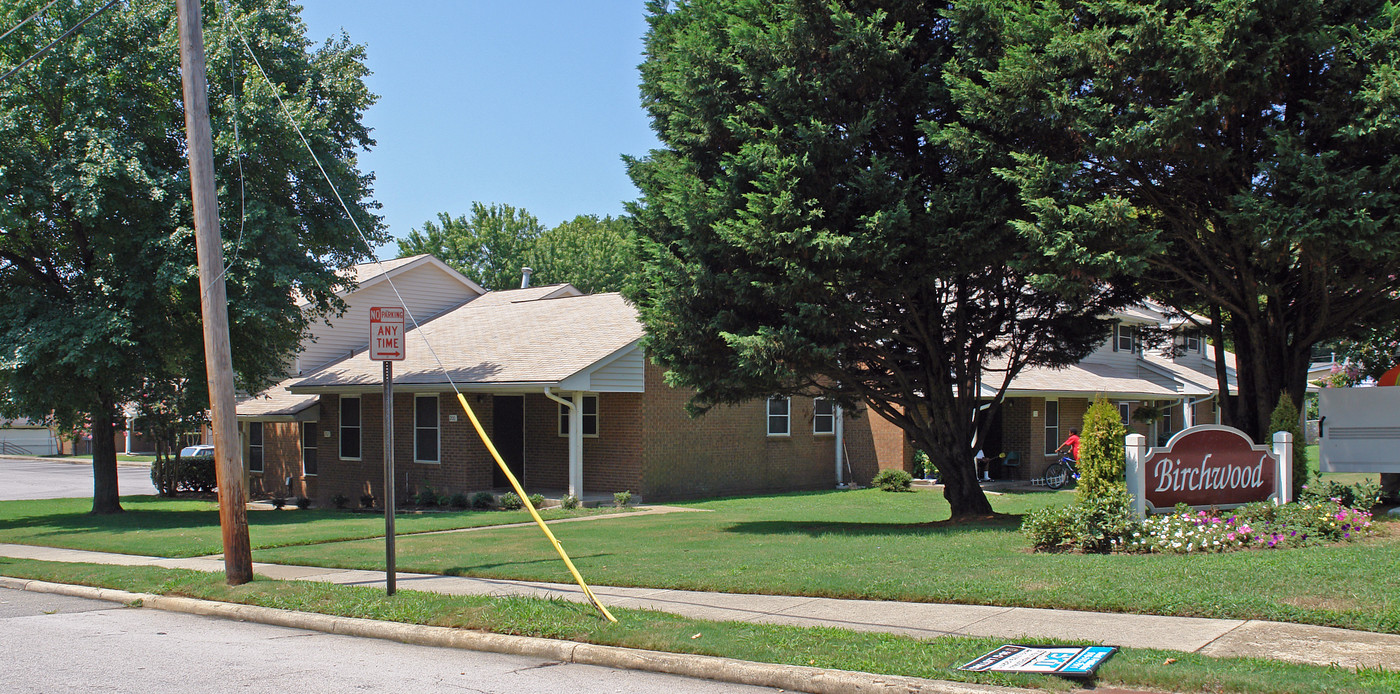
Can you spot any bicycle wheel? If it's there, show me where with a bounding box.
[1044,462,1071,490]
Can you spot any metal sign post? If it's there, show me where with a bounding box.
[370,307,405,595]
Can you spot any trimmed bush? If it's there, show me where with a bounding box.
[1077,397,1127,502]
[1269,393,1308,500]
[1023,490,1137,553]
[360,494,376,509]
[471,491,495,509]
[560,494,580,510]
[331,493,349,510]
[614,490,632,507]
[447,492,469,509]
[871,469,913,492]
[178,456,216,493]
[414,487,439,508]
[270,496,287,509]
[150,457,180,497]
[527,493,545,509]
[499,492,523,510]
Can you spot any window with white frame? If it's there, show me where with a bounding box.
[1116,323,1138,352]
[1160,401,1172,435]
[813,398,835,435]
[558,395,599,437]
[340,396,361,460]
[1043,400,1059,455]
[415,395,440,463]
[248,422,264,474]
[767,396,790,436]
[1118,402,1132,426]
[301,423,318,476]
[1185,333,1201,352]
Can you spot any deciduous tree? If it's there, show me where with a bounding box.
[397,203,544,290]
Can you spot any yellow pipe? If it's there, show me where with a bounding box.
[455,393,617,622]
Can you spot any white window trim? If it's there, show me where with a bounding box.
[1118,401,1133,426]
[340,395,361,461]
[557,394,600,438]
[767,396,791,437]
[248,421,264,474]
[301,422,318,477]
[1043,399,1059,456]
[812,398,835,436]
[414,394,441,464]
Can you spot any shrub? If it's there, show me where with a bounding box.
[471,491,495,510]
[178,456,217,493]
[913,450,933,478]
[614,490,633,507]
[1300,478,1381,511]
[360,494,376,509]
[871,469,913,492]
[150,457,180,497]
[414,487,438,507]
[1022,489,1137,553]
[295,496,311,510]
[1269,393,1308,500]
[331,493,349,510]
[437,493,454,508]
[527,493,545,509]
[1077,397,1127,502]
[270,496,287,509]
[448,492,469,509]
[499,492,523,510]
[561,494,581,510]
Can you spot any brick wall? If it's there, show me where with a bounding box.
[639,362,839,501]
[523,392,644,495]
[839,404,880,485]
[860,405,914,474]
[248,422,302,498]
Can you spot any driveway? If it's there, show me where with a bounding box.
[0,456,157,501]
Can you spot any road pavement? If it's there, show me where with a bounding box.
[0,587,781,694]
[0,456,156,500]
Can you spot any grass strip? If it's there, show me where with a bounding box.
[0,496,630,557]
[2,557,1396,694]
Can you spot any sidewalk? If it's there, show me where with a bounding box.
[2,542,1397,672]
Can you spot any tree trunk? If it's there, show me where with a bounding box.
[90,402,123,515]
[1222,309,1319,445]
[911,396,994,519]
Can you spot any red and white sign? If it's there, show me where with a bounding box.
[369,306,405,361]
[1131,425,1289,514]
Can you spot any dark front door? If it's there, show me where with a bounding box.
[491,395,525,488]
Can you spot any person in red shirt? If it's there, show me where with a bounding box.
[1056,429,1081,460]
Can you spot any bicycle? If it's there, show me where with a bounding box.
[1043,454,1080,490]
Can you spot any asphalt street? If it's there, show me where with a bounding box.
[0,587,781,694]
[0,457,157,501]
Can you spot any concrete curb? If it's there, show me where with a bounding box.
[0,575,1030,694]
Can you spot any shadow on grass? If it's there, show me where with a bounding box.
[722,514,1025,538]
[441,552,611,575]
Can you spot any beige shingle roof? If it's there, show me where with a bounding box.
[291,290,643,390]
[998,360,1202,398]
[236,377,320,418]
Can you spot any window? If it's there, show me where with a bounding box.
[248,422,264,474]
[1160,401,1172,435]
[415,395,439,462]
[340,396,361,460]
[813,398,835,435]
[1043,400,1059,455]
[301,423,318,476]
[1186,334,1201,352]
[1118,402,1132,426]
[558,395,599,437]
[1116,323,1138,352]
[767,396,790,436]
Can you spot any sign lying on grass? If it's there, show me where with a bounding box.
[1126,425,1293,516]
[959,644,1117,678]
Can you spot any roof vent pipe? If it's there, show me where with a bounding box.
[521,266,533,289]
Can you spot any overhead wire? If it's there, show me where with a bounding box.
[0,0,62,44]
[206,0,247,289]
[0,0,122,84]
[215,0,616,622]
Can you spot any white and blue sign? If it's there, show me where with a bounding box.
[959,644,1117,678]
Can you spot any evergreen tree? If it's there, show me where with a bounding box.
[1078,397,1127,502]
[1268,393,1308,500]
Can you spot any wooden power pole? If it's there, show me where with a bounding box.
[176,0,253,584]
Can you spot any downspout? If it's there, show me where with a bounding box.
[544,387,582,498]
[834,404,845,487]
[1181,393,1217,429]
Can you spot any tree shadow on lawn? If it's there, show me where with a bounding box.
[0,504,351,544]
[439,552,612,576]
[723,514,1025,538]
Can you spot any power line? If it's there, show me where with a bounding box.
[0,0,122,84]
[0,0,62,44]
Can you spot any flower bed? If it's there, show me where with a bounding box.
[1126,501,1374,554]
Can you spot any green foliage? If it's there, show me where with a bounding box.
[913,450,933,478]
[613,490,632,508]
[447,493,469,509]
[1077,398,1127,501]
[871,469,914,492]
[270,496,287,510]
[437,493,454,508]
[414,487,439,508]
[150,457,180,497]
[296,497,312,510]
[526,215,635,293]
[560,494,581,510]
[178,457,216,493]
[956,0,1400,440]
[626,0,1132,519]
[331,494,349,510]
[471,492,495,510]
[397,204,544,291]
[359,494,376,510]
[527,493,545,509]
[1022,490,1137,554]
[1269,394,1309,500]
[499,492,523,511]
[1300,479,1382,510]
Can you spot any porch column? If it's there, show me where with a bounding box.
[125,415,135,455]
[569,391,583,498]
[1181,397,1193,429]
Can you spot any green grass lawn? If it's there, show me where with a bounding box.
[52,454,158,463]
[254,487,1400,634]
[3,557,1394,694]
[0,496,629,557]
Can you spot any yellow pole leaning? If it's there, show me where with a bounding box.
[455,393,617,622]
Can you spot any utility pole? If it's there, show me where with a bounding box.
[177,0,253,585]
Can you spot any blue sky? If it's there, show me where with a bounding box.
[292,1,662,258]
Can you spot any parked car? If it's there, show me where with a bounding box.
[179,444,215,459]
